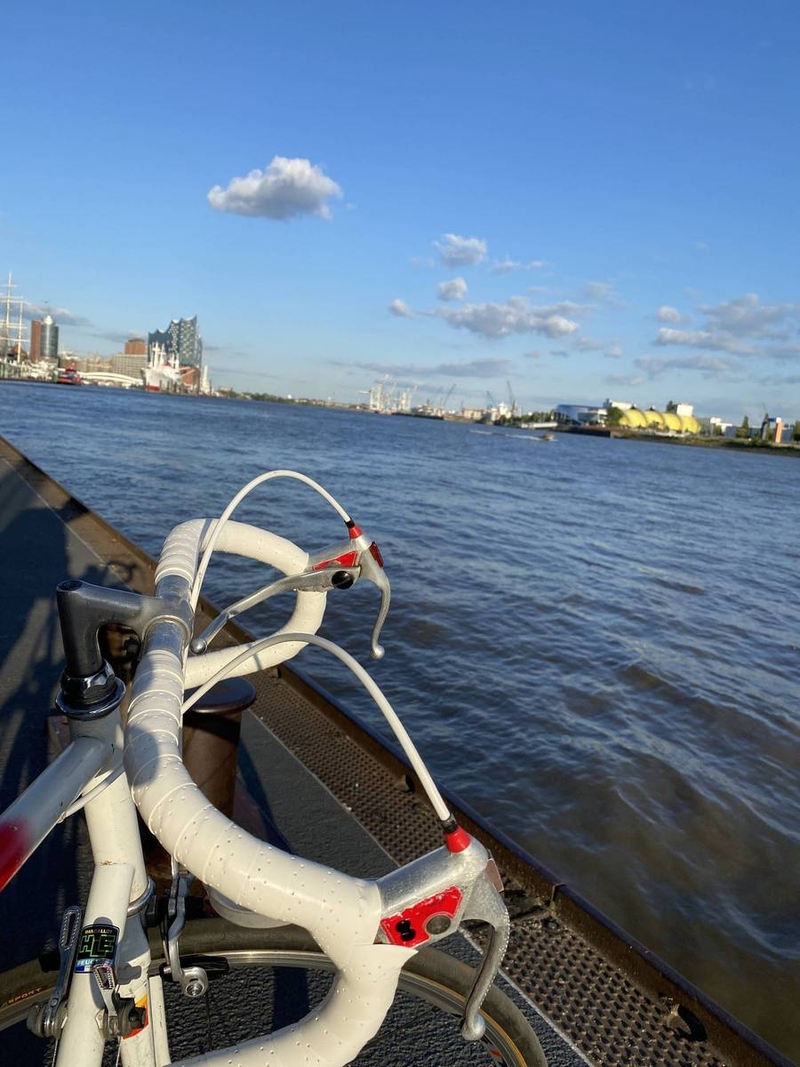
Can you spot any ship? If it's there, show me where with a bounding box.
[55,365,82,386]
[141,342,182,393]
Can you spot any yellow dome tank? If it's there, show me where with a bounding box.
[620,408,649,428]
[645,409,666,428]
[618,408,700,433]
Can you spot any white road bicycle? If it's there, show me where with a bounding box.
[0,471,546,1067]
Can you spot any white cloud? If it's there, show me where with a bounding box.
[436,297,580,340]
[389,299,413,318]
[699,292,800,339]
[656,305,682,323]
[572,337,605,352]
[24,301,91,327]
[492,258,548,273]
[572,336,623,358]
[93,328,141,344]
[581,280,625,306]
[655,326,756,355]
[434,233,488,267]
[207,156,343,219]
[770,344,800,361]
[606,373,645,387]
[653,294,800,363]
[759,371,800,386]
[437,277,468,302]
[338,357,511,379]
[636,354,737,379]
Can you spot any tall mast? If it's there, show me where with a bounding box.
[0,273,27,361]
[16,293,24,360]
[1,274,11,355]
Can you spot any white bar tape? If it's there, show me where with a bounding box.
[155,518,327,684]
[125,644,413,1067]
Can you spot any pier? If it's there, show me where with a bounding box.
[0,434,791,1067]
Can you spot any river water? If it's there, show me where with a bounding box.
[1,381,798,1059]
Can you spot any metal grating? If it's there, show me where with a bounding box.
[502,917,721,1067]
[248,670,784,1067]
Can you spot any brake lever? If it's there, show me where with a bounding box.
[346,526,391,659]
[191,521,390,661]
[458,859,510,1041]
[377,835,509,1043]
[307,524,391,660]
[190,566,360,654]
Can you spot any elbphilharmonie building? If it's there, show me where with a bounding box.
[147,315,202,367]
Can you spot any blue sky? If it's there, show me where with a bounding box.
[4,1,800,421]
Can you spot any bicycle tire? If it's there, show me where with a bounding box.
[0,918,547,1067]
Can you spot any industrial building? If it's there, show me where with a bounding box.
[616,407,701,433]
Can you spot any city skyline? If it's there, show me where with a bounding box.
[3,2,800,423]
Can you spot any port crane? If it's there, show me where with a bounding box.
[507,379,518,419]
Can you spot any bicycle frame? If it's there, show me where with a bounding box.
[0,702,165,1065]
[0,473,513,1067]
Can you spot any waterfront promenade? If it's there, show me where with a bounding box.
[0,438,577,1065]
[0,433,794,1066]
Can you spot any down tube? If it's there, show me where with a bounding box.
[0,737,110,892]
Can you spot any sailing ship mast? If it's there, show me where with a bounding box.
[0,273,27,361]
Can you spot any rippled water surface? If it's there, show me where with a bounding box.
[1,382,798,1059]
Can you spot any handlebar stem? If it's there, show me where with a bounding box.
[56,580,192,712]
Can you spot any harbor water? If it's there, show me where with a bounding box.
[0,382,797,1060]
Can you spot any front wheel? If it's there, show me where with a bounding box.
[0,919,547,1067]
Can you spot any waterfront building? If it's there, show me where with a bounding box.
[64,355,111,373]
[111,352,147,378]
[124,337,147,355]
[761,414,788,443]
[555,403,607,425]
[180,365,201,391]
[666,400,694,417]
[29,320,42,363]
[148,315,202,367]
[617,407,700,433]
[40,315,59,362]
[697,416,734,436]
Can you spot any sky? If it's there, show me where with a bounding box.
[3,0,800,422]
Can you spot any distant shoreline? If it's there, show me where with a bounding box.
[610,429,800,457]
[4,378,799,456]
